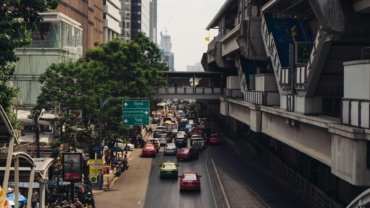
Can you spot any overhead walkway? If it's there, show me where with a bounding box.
[155,71,242,100]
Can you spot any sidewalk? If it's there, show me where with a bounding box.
[92,149,134,194]
[93,127,149,194]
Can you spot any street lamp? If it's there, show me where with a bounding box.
[34,109,45,158]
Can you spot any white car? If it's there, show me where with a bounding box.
[164,143,177,155]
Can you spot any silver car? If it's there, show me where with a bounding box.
[164,143,177,155]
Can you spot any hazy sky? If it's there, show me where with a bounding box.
[157,0,225,71]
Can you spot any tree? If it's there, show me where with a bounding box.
[37,33,167,145]
[0,0,58,126]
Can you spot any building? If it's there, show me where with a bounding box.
[120,0,132,42]
[103,0,122,42]
[54,0,104,54]
[202,0,370,206]
[131,0,151,39]
[149,0,157,43]
[160,31,174,71]
[12,13,83,108]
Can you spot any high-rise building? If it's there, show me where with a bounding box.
[120,0,131,42]
[131,0,151,39]
[160,31,174,71]
[103,0,122,42]
[149,0,157,43]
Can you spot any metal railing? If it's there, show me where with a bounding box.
[341,98,370,129]
[157,87,222,95]
[245,91,267,105]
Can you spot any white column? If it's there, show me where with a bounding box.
[3,137,14,193]
[27,167,35,208]
[39,180,46,208]
[14,157,19,208]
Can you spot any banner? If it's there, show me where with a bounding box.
[88,159,104,184]
[62,153,83,182]
[0,186,9,208]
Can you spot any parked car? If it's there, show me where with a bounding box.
[176,147,199,161]
[159,161,178,179]
[141,144,157,157]
[179,172,202,192]
[164,143,177,155]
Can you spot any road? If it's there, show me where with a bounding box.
[95,127,312,208]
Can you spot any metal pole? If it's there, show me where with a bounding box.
[3,136,14,194]
[99,97,103,147]
[14,157,19,208]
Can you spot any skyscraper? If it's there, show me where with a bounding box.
[120,0,131,42]
[160,31,175,71]
[131,0,151,39]
[150,0,157,43]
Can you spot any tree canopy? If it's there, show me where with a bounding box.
[0,0,58,126]
[37,33,168,144]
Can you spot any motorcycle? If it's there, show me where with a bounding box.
[84,191,95,208]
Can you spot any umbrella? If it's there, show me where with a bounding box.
[6,192,27,207]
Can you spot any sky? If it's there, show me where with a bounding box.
[157,0,226,71]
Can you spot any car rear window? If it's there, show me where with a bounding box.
[163,164,176,169]
[183,174,197,181]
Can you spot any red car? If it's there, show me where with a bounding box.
[209,133,222,145]
[179,172,202,191]
[176,148,199,161]
[141,143,157,157]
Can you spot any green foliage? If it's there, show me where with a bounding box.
[0,0,59,126]
[37,33,168,144]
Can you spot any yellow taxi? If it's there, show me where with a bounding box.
[159,161,178,179]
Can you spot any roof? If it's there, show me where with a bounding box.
[206,0,235,30]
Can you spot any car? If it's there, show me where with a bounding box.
[141,144,157,157]
[190,134,205,150]
[176,147,199,161]
[164,143,177,155]
[209,133,222,145]
[179,172,202,191]
[154,132,168,146]
[159,161,179,179]
[175,136,187,148]
[148,138,160,152]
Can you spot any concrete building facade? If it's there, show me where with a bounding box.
[203,0,370,206]
[103,0,122,42]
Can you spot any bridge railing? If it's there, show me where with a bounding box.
[342,98,370,129]
[157,87,222,95]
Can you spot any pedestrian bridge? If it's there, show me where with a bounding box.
[155,71,242,100]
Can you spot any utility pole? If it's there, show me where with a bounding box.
[34,109,45,158]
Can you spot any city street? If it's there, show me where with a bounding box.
[95,125,312,208]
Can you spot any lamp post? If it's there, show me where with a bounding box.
[34,109,45,158]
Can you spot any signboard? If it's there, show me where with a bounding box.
[295,42,313,64]
[122,99,150,125]
[88,159,104,185]
[62,153,83,182]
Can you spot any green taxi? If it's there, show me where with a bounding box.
[159,161,178,179]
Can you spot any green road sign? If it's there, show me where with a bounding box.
[122,100,150,125]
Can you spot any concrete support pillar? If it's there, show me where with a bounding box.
[27,168,35,208]
[3,137,14,194]
[39,180,46,208]
[14,157,19,208]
